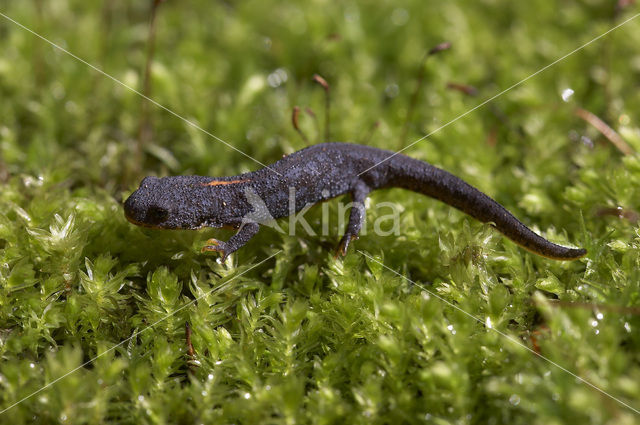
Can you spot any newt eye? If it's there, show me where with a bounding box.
[146,206,169,224]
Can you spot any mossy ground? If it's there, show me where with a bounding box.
[1,1,640,424]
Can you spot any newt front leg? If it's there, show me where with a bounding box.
[202,222,260,261]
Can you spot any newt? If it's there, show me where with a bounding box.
[123,142,586,261]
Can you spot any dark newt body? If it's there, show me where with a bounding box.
[124,142,586,260]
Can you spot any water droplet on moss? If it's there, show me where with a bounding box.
[509,394,520,405]
[385,84,399,98]
[391,8,409,26]
[561,88,574,102]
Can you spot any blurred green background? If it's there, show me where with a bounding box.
[1,0,640,423]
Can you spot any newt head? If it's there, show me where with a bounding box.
[124,175,230,230]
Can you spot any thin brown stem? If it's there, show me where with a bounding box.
[136,0,165,173]
[185,322,197,374]
[313,74,330,142]
[398,42,451,149]
[32,0,45,86]
[595,206,639,223]
[291,106,309,144]
[360,121,380,145]
[575,107,633,155]
[446,82,478,97]
[304,107,321,143]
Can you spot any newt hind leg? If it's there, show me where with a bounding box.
[336,181,370,257]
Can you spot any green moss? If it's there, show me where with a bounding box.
[1,1,640,423]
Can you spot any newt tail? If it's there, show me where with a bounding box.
[387,156,586,260]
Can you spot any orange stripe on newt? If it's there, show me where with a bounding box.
[203,179,250,186]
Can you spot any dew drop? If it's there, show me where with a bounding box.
[267,68,288,88]
[485,316,493,329]
[391,8,409,26]
[262,37,272,51]
[561,88,574,102]
[509,394,521,405]
[385,83,399,98]
[344,10,358,22]
[580,135,594,148]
